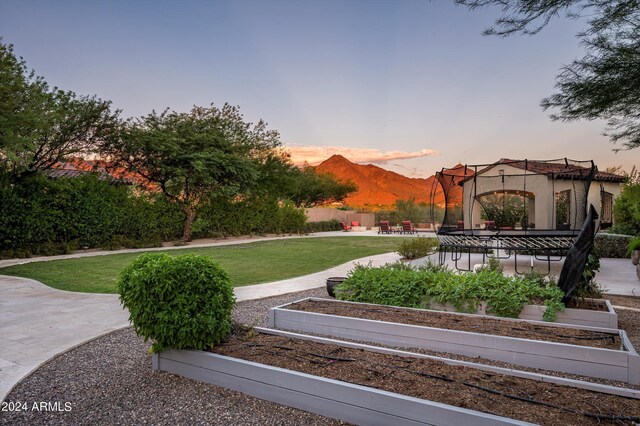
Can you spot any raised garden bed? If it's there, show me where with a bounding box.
[154,329,640,425]
[427,298,617,329]
[269,298,640,384]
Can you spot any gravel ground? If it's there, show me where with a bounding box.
[3,289,639,425]
[1,288,337,426]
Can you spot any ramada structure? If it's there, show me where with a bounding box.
[432,158,625,271]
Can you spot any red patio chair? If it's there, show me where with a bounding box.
[402,220,416,234]
[378,221,391,234]
[340,222,351,232]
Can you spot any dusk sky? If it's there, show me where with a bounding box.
[1,0,637,177]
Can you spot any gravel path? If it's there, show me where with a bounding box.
[1,288,339,426]
[3,289,639,425]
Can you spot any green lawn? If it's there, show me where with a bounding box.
[0,237,407,294]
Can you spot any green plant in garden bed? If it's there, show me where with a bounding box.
[118,253,235,353]
[335,263,565,321]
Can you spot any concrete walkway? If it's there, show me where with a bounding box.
[0,244,400,402]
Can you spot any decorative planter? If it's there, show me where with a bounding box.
[325,277,346,297]
[269,298,640,384]
[153,348,531,426]
[632,249,640,265]
[428,299,618,329]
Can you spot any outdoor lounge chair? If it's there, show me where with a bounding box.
[340,222,352,232]
[378,221,392,234]
[402,220,416,234]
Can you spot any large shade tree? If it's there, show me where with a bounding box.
[0,41,120,179]
[104,104,282,241]
[457,0,640,150]
[287,165,357,208]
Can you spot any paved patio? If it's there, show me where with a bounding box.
[1,231,637,402]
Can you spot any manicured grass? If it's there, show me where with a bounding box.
[0,237,408,294]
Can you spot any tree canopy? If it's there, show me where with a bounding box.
[103,104,282,241]
[0,40,120,178]
[457,0,640,150]
[286,165,357,208]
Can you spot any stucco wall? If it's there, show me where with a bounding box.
[305,208,375,228]
[462,169,623,230]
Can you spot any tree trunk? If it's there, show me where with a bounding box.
[182,207,196,242]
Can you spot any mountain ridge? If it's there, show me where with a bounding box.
[316,154,449,208]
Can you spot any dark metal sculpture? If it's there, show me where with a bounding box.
[557,204,598,303]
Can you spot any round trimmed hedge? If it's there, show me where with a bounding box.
[117,252,236,352]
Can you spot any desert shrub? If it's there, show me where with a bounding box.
[396,237,439,259]
[117,253,235,353]
[594,232,634,258]
[336,263,565,321]
[476,255,503,273]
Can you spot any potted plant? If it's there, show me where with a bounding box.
[629,237,640,265]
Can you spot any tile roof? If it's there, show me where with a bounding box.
[499,159,625,182]
[453,159,625,183]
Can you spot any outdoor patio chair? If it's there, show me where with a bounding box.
[351,221,360,227]
[378,221,392,234]
[340,222,352,232]
[402,220,416,234]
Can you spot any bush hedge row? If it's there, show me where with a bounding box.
[0,173,336,258]
[594,232,635,258]
[0,174,184,257]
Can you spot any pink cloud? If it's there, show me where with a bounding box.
[285,145,440,166]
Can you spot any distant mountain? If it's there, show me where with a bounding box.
[315,154,467,209]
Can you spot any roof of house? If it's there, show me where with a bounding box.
[455,158,625,184]
[46,159,133,185]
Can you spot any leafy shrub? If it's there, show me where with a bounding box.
[194,196,308,237]
[594,232,634,258]
[612,180,640,236]
[571,252,603,299]
[476,255,503,273]
[396,237,439,259]
[336,263,565,321]
[0,173,183,257]
[302,220,342,233]
[117,253,236,352]
[628,237,640,254]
